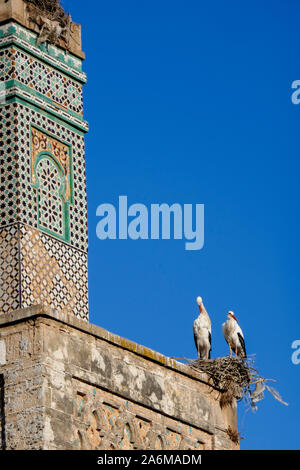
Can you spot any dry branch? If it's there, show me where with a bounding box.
[226,425,241,444]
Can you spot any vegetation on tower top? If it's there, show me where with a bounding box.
[24,0,73,47]
[25,0,68,26]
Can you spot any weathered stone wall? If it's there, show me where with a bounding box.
[0,306,239,450]
[0,313,45,449]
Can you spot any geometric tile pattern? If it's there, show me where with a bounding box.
[0,16,89,320]
[0,21,85,76]
[21,225,88,321]
[0,224,20,313]
[1,84,89,133]
[31,127,73,241]
[31,127,72,203]
[0,102,20,227]
[35,157,64,238]
[0,47,83,115]
[0,102,88,253]
[0,223,88,321]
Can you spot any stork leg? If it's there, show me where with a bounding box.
[229,345,232,358]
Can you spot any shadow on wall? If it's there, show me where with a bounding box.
[0,374,6,451]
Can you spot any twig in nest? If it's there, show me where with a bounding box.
[226,426,241,445]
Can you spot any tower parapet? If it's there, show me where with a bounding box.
[0,0,84,59]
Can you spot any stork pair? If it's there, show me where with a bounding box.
[193,297,247,360]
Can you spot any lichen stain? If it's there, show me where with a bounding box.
[141,375,163,404]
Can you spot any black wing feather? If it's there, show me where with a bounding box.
[237,332,247,358]
[208,331,212,359]
[193,332,198,352]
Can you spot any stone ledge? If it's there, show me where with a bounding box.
[0,305,210,387]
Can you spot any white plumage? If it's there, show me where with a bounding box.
[193,297,212,360]
[222,311,247,358]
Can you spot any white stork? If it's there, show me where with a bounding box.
[222,311,247,359]
[193,297,212,360]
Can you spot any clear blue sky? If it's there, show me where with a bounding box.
[64,0,299,450]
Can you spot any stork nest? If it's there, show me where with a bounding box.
[189,356,253,408]
[173,355,288,411]
[25,0,68,26]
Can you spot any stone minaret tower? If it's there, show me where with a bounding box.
[0,0,239,451]
[0,0,89,321]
